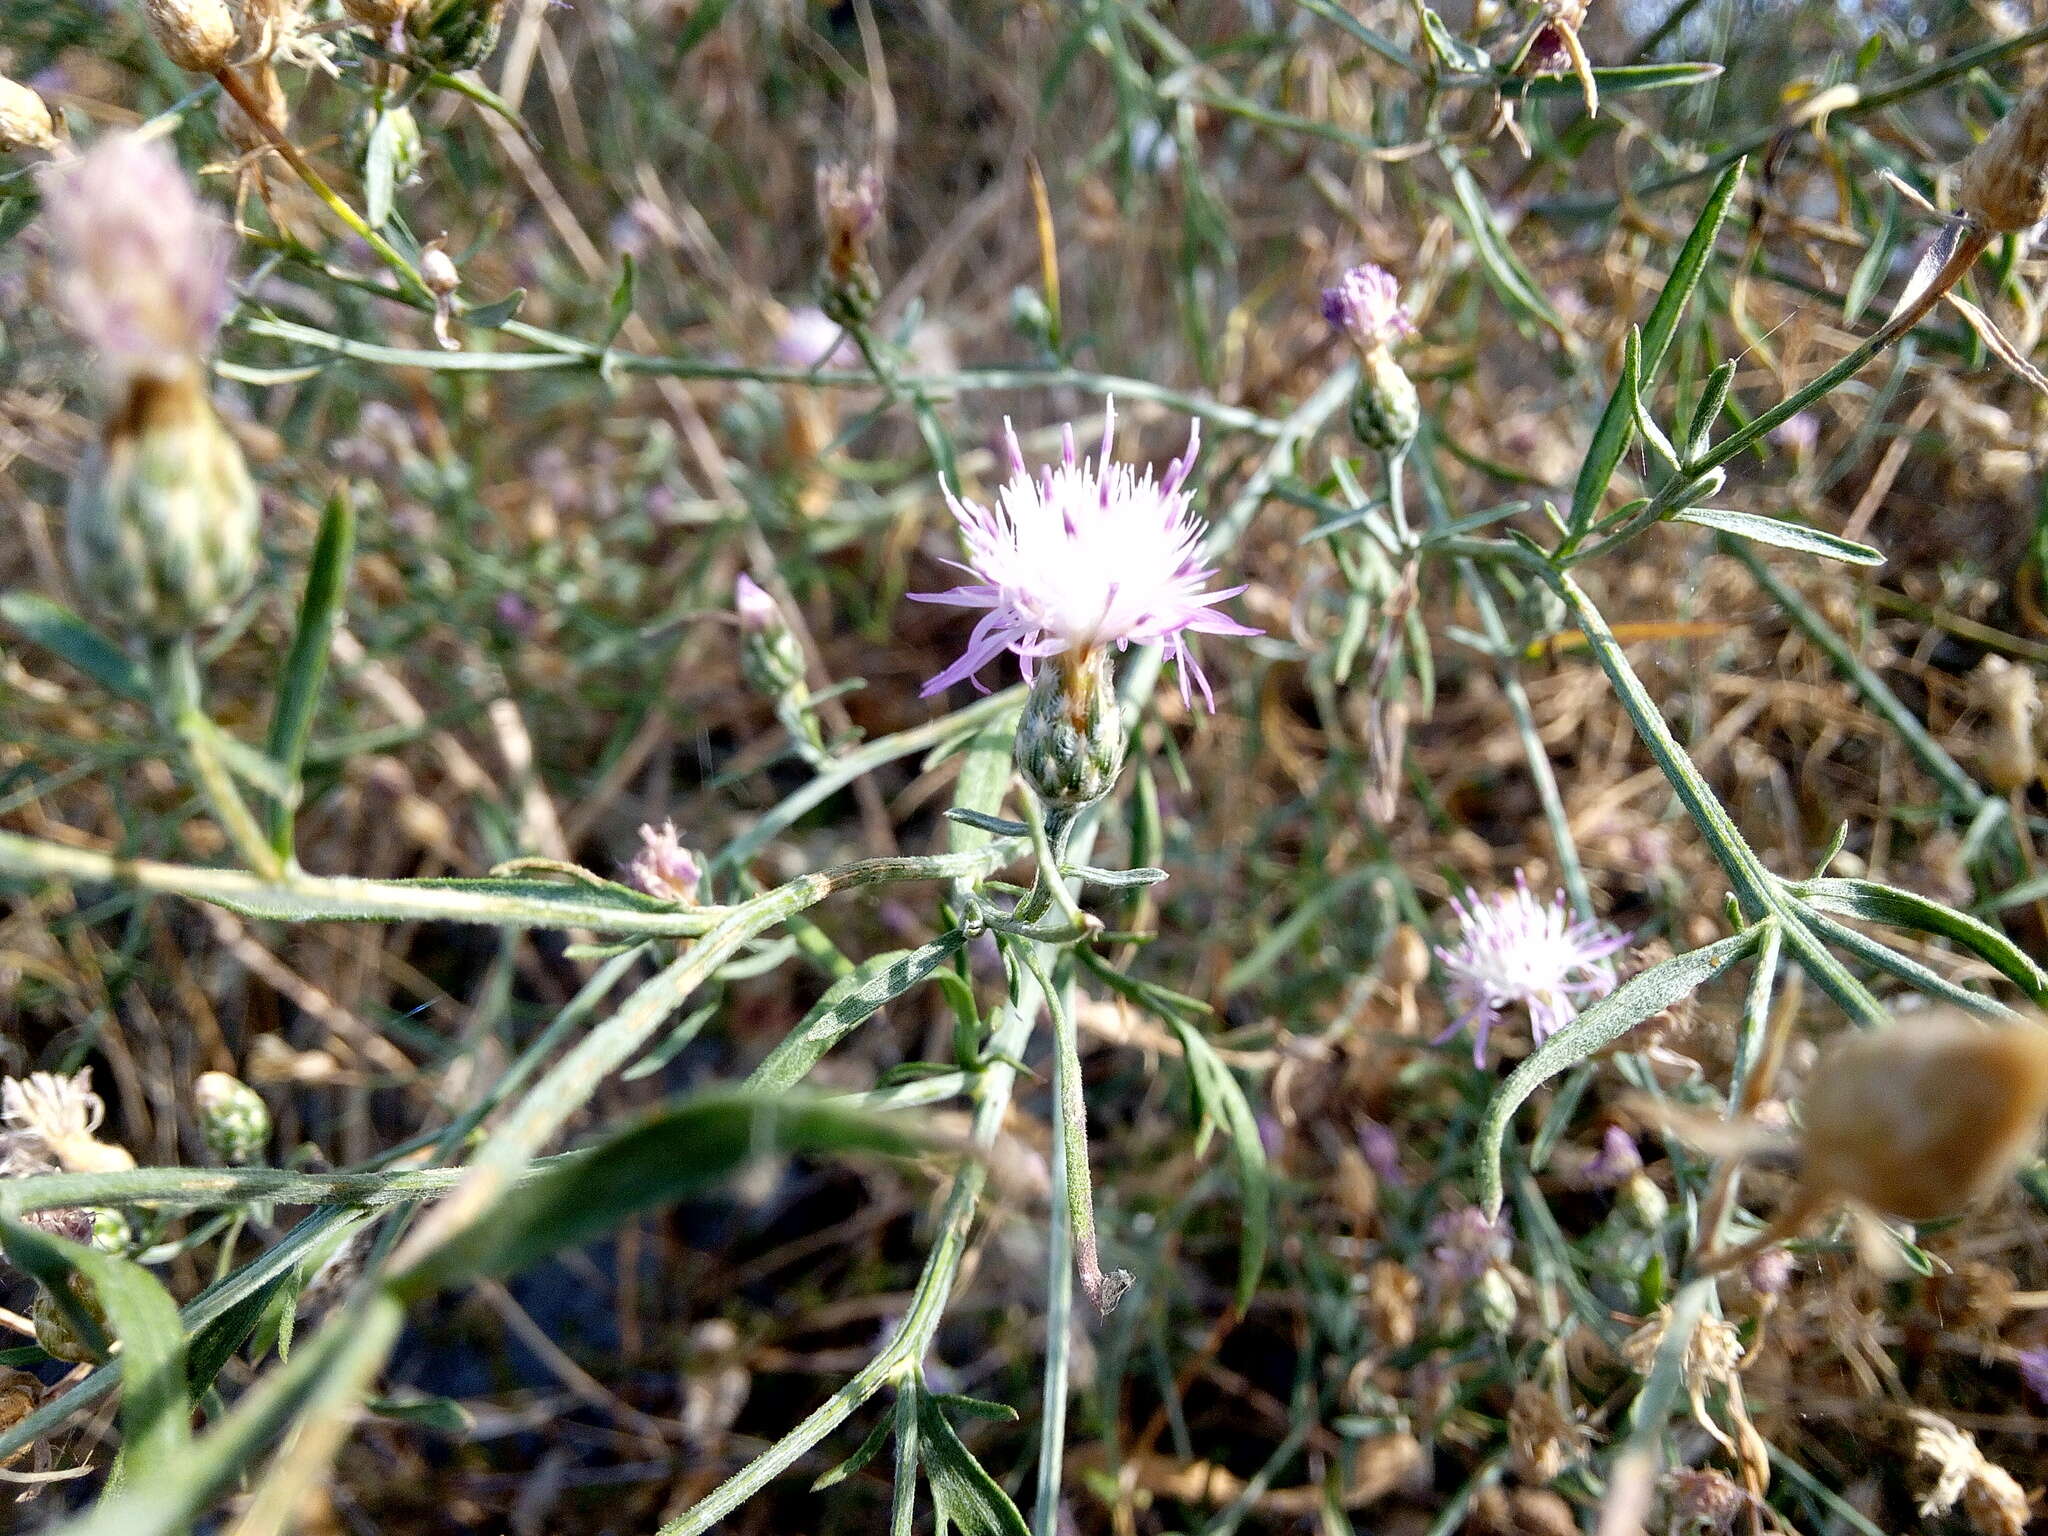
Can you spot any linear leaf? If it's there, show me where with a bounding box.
[393,1093,926,1297]
[1569,326,1640,536]
[1480,926,1762,1217]
[0,1214,189,1492]
[1445,158,1568,336]
[1640,156,1745,379]
[1670,507,1884,566]
[0,592,149,700]
[748,934,966,1093]
[1167,1016,1270,1311]
[1794,876,2048,1002]
[1507,61,1723,100]
[915,1385,1031,1536]
[267,489,355,855]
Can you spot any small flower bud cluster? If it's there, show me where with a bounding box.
[41,135,259,639]
[195,1071,271,1164]
[1322,265,1419,452]
[409,0,510,70]
[816,163,882,327]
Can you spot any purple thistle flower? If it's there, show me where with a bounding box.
[910,400,1259,707]
[1321,263,1415,353]
[1428,1206,1510,1285]
[40,133,232,386]
[2020,1348,2048,1408]
[1434,871,1629,1066]
[629,820,700,905]
[1581,1124,1643,1187]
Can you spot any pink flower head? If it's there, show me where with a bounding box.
[628,820,700,905]
[733,572,781,632]
[1434,871,1629,1066]
[911,401,1258,707]
[40,133,232,385]
[1321,264,1415,353]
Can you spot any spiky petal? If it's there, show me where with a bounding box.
[911,401,1258,707]
[1434,871,1629,1066]
[1321,264,1415,354]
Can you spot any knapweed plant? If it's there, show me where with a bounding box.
[4,1,2048,1532]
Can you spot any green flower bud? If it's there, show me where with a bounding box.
[32,1274,107,1365]
[67,373,259,638]
[1617,1170,1670,1231]
[1348,347,1419,453]
[410,0,508,71]
[1015,649,1125,810]
[1471,1266,1519,1338]
[817,164,882,328]
[89,1208,132,1253]
[194,1070,271,1165]
[735,574,807,699]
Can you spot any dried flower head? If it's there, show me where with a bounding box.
[1321,264,1415,354]
[816,162,882,323]
[144,0,241,72]
[1507,1383,1586,1484]
[1666,1468,1746,1533]
[911,402,1257,706]
[40,133,233,387]
[1799,1011,2048,1223]
[1,1069,134,1174]
[629,820,701,906]
[0,75,57,154]
[1908,1409,2030,1536]
[1434,872,1629,1065]
[1958,79,2048,234]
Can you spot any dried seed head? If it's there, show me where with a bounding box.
[1958,80,2048,234]
[0,1368,41,1468]
[1970,654,2041,793]
[144,0,241,72]
[1666,1468,1747,1533]
[342,0,422,29]
[1798,1011,2048,1223]
[1364,1258,1419,1348]
[816,162,882,325]
[1,1069,135,1174]
[1507,1384,1586,1484]
[0,75,56,154]
[1908,1409,2030,1536]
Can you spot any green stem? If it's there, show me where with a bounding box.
[160,641,285,882]
[1033,1072,1074,1536]
[1027,945,1129,1316]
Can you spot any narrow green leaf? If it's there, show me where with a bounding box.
[915,1385,1032,1536]
[601,255,637,349]
[1167,1016,1270,1310]
[1640,156,1745,380]
[0,1214,190,1492]
[364,109,405,229]
[394,1093,926,1297]
[267,489,355,856]
[1669,507,1884,566]
[1568,326,1640,536]
[1794,876,2048,1002]
[676,0,732,56]
[949,723,1017,855]
[367,1394,475,1434]
[463,289,527,330]
[748,934,966,1093]
[1510,61,1723,100]
[1794,905,2020,1017]
[930,1391,1019,1422]
[812,1409,894,1492]
[1444,158,1568,337]
[1844,188,1899,325]
[0,592,149,700]
[1480,926,1762,1217]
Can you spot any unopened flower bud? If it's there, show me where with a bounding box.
[67,373,260,637]
[816,163,882,327]
[422,238,461,351]
[195,1070,270,1164]
[32,1274,107,1365]
[1015,649,1126,810]
[144,0,241,72]
[1472,1265,1519,1337]
[1958,80,2048,234]
[0,76,57,154]
[1616,1170,1669,1230]
[628,820,701,906]
[409,0,509,70]
[1350,348,1420,452]
[89,1208,131,1252]
[735,573,806,695]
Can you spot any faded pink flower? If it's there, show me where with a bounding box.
[628,820,700,905]
[1321,263,1415,353]
[40,133,231,385]
[733,572,781,632]
[772,305,858,371]
[1435,872,1629,1066]
[911,401,1257,707]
